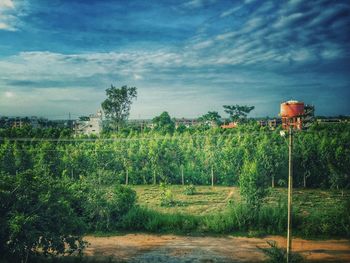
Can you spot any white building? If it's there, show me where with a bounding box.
[74,110,103,136]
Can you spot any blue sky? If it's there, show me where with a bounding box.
[0,0,349,119]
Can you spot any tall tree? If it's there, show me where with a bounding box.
[102,85,137,131]
[199,111,222,126]
[152,111,175,134]
[223,104,255,122]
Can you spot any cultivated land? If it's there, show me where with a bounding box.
[130,185,350,216]
[72,186,350,262]
[131,185,240,214]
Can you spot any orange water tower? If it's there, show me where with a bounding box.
[280,100,305,130]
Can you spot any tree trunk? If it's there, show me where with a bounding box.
[211,166,214,187]
[153,170,156,185]
[181,165,184,185]
[126,169,128,185]
[303,173,306,188]
[272,174,275,188]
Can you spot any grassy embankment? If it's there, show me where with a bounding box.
[115,185,350,238]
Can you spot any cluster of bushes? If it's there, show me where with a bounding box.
[120,199,350,238]
[0,170,137,262]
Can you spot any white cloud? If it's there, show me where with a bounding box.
[0,0,14,8]
[220,6,241,18]
[192,40,213,49]
[133,74,143,80]
[4,91,15,98]
[216,31,236,41]
[182,0,216,9]
[0,0,20,31]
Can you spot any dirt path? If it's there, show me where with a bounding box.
[83,234,350,262]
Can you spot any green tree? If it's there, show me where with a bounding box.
[101,85,137,131]
[239,159,269,208]
[223,104,255,122]
[199,111,222,126]
[152,111,175,134]
[0,170,86,261]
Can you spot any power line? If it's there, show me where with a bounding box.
[0,129,347,143]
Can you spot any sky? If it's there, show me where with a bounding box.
[0,0,349,119]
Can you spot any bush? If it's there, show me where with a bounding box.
[298,200,350,238]
[84,184,136,231]
[183,184,196,195]
[120,206,199,233]
[0,171,86,262]
[260,240,304,263]
[159,183,176,207]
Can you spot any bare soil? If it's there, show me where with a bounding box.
[82,234,350,262]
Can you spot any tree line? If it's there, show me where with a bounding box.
[1,123,349,190]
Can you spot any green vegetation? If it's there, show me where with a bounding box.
[124,185,349,237]
[260,240,304,263]
[183,184,196,195]
[102,85,137,131]
[0,122,349,261]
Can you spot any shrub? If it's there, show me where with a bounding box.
[260,240,304,263]
[183,184,196,195]
[160,189,176,207]
[0,171,86,262]
[120,206,199,233]
[84,184,136,231]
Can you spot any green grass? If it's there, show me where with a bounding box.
[122,185,350,238]
[130,185,239,215]
[131,185,349,217]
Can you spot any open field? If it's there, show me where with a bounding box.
[131,185,239,215]
[130,185,350,216]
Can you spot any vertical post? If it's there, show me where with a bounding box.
[287,127,293,263]
[153,170,156,185]
[126,169,128,185]
[211,165,214,187]
[181,165,184,185]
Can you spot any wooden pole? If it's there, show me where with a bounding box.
[287,127,293,263]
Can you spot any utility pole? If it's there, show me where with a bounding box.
[287,127,293,263]
[280,100,304,263]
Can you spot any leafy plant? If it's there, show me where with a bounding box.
[183,184,196,195]
[259,240,304,263]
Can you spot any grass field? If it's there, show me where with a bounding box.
[130,185,350,216]
[131,185,239,214]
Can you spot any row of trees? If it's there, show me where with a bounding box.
[101,85,256,132]
[0,124,349,190]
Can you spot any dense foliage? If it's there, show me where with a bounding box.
[0,123,349,190]
[0,122,349,261]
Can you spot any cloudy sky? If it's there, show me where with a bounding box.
[0,0,349,119]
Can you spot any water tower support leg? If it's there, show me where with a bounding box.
[287,127,293,263]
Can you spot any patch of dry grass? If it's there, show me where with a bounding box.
[131,185,240,215]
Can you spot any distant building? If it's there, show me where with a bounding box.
[175,118,199,128]
[74,110,103,136]
[221,122,237,129]
[268,119,282,130]
[0,116,44,129]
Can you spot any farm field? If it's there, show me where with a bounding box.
[131,185,239,214]
[130,185,350,217]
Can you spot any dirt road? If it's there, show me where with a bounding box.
[82,234,350,262]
